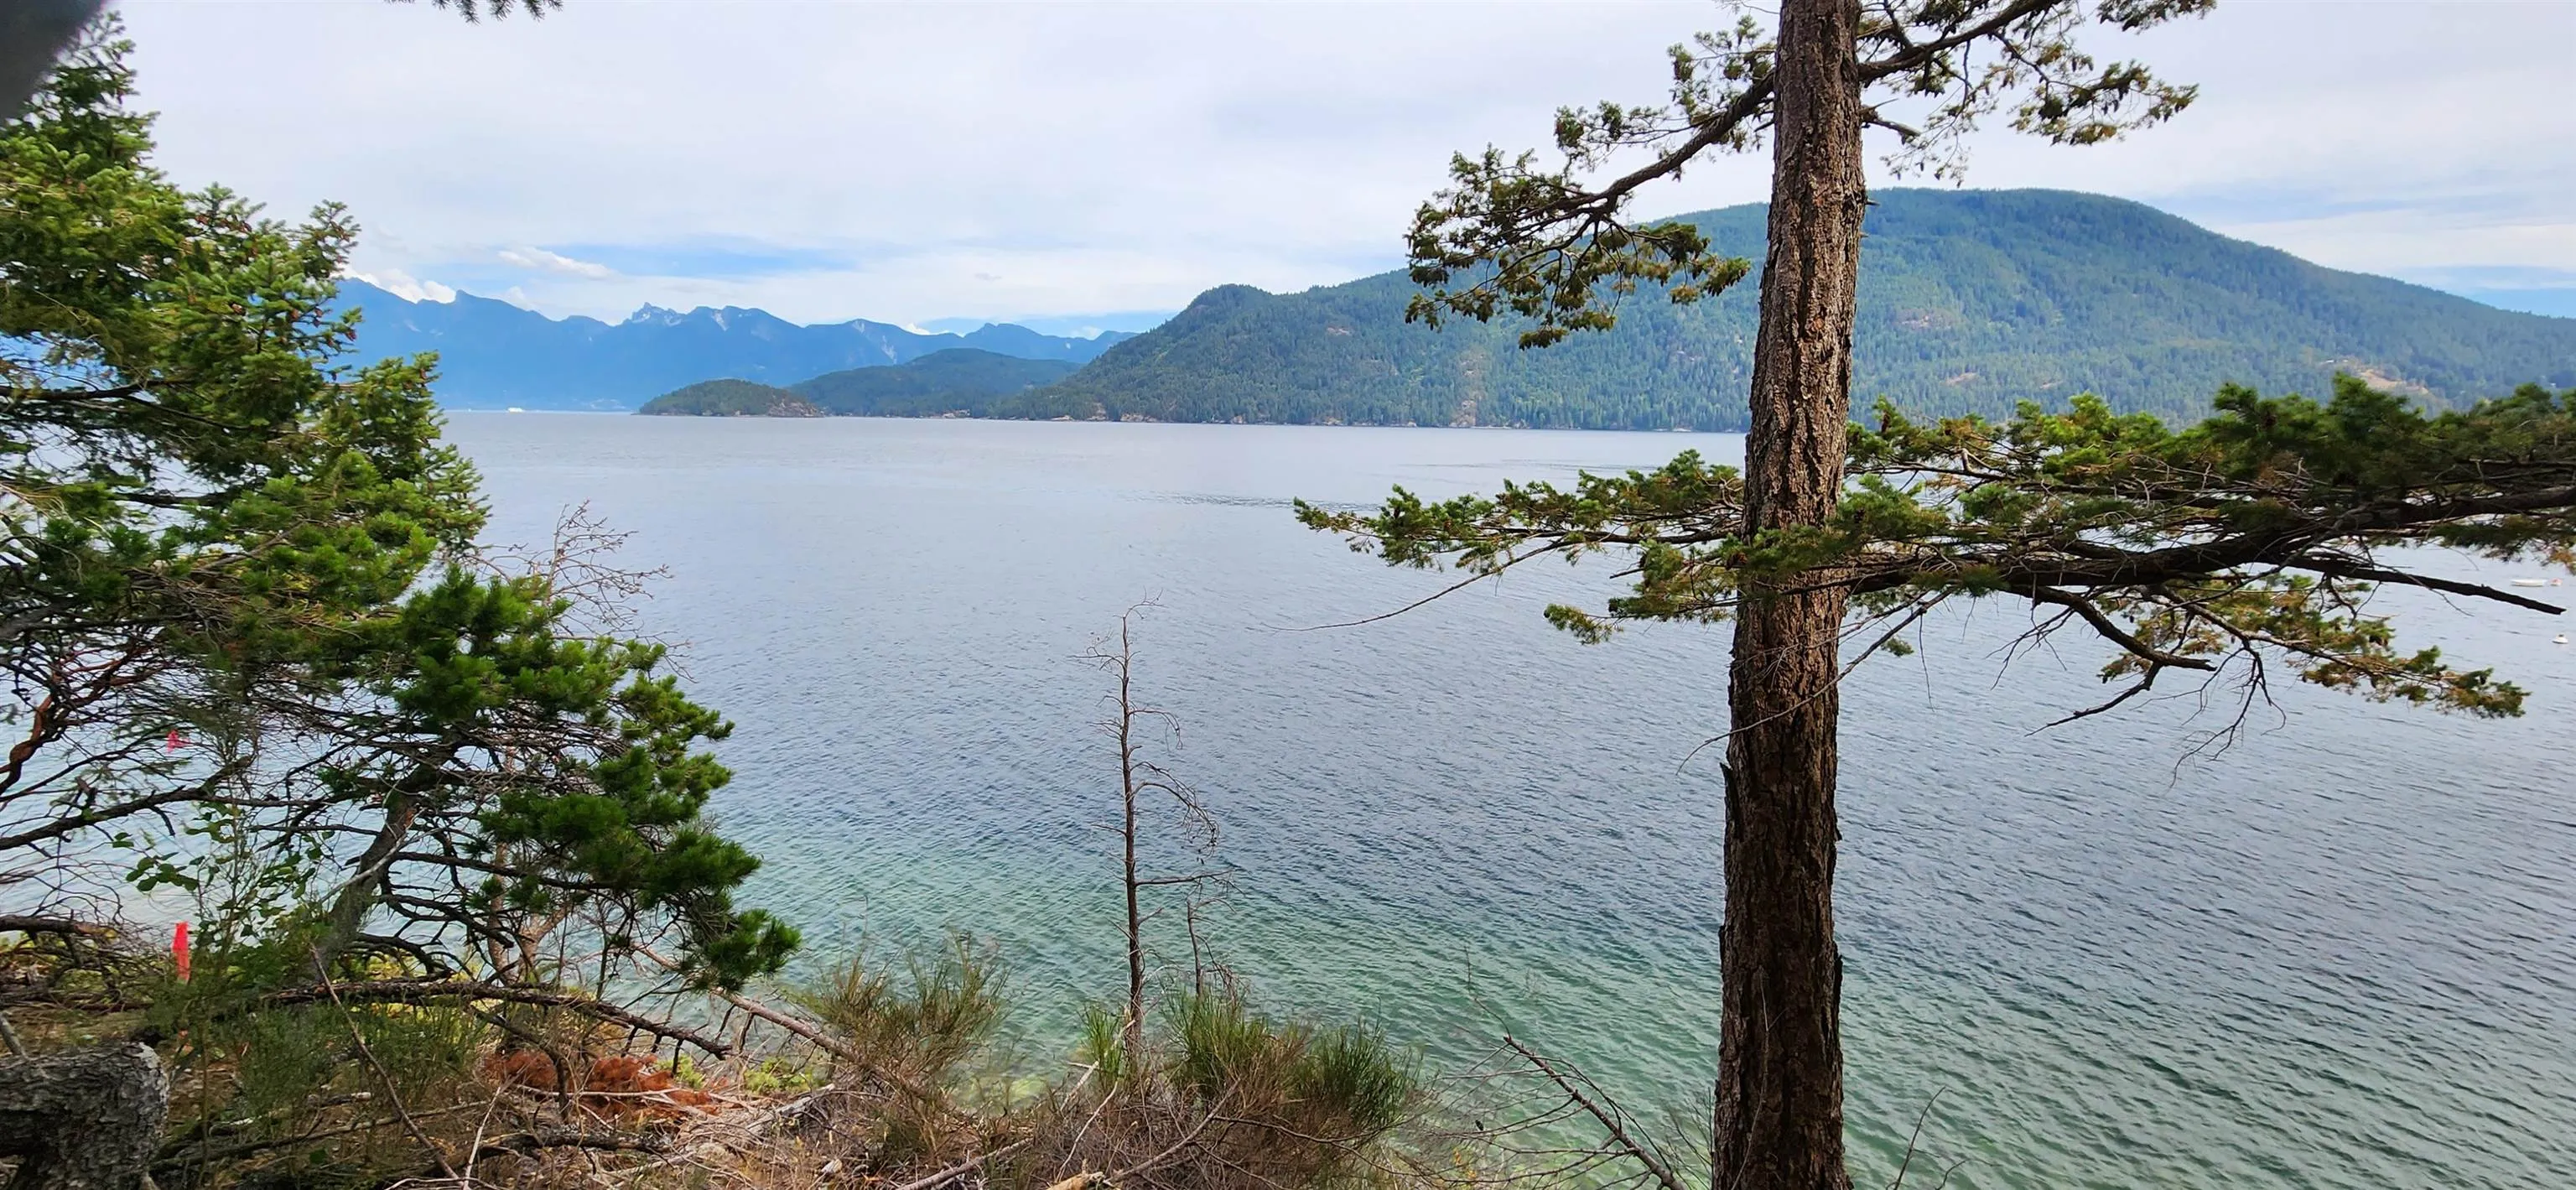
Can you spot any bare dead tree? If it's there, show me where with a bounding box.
[1081,605,1227,1074]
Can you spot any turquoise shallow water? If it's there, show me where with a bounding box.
[449,413,2575,1189]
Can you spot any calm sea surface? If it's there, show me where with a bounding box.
[447,413,2574,1190]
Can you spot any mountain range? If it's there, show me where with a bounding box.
[351,190,2576,426]
[331,281,1135,410]
[1023,190,2576,430]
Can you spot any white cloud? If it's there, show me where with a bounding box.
[115,0,2575,324]
[495,247,615,279]
[2211,211,2576,279]
[343,268,456,304]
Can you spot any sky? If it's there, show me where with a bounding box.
[117,0,2576,334]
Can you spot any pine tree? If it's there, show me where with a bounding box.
[1303,3,2563,1185]
[0,23,793,993]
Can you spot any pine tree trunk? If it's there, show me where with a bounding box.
[1712,0,1866,1185]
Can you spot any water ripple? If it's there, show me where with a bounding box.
[449,414,2576,1190]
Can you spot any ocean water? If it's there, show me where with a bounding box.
[448,413,2576,1190]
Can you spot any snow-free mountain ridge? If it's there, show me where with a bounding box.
[1025,190,2576,430]
[333,281,1136,410]
[345,190,2576,424]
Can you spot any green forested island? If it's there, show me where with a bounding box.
[639,347,1078,416]
[643,377,828,417]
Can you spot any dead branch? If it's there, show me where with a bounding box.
[633,947,939,1104]
[891,1136,1036,1190]
[1885,1089,1945,1189]
[258,978,735,1058]
[1501,1033,1688,1190]
[0,913,113,938]
[319,966,459,1178]
[467,1125,673,1161]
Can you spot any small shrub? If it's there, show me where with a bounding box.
[230,1008,339,1122]
[1078,1000,1130,1089]
[744,1053,826,1094]
[1292,1023,1415,1143]
[787,934,1005,1089]
[351,1002,481,1090]
[1168,990,1276,1102]
[1018,987,1420,1190]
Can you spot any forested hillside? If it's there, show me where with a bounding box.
[336,281,1133,410]
[639,348,1076,416]
[640,377,826,417]
[1026,190,2576,429]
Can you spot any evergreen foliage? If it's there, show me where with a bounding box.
[1335,2,2539,1186]
[1036,191,2576,430]
[1302,375,2576,734]
[794,348,1076,416]
[640,377,821,418]
[0,25,792,990]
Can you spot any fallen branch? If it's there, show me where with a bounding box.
[734,1081,836,1139]
[1887,1089,1946,1189]
[0,914,112,938]
[633,945,938,1103]
[891,1136,1034,1190]
[469,1125,673,1161]
[319,968,457,1179]
[154,1103,484,1172]
[696,980,938,1103]
[260,979,734,1058]
[1501,1033,1688,1190]
[1054,1086,1234,1190]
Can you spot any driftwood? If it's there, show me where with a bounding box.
[0,917,113,940]
[257,979,735,1057]
[0,1042,169,1190]
[466,1125,673,1161]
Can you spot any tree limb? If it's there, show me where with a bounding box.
[1500,1033,1688,1190]
[258,979,735,1058]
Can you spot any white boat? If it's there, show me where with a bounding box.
[506,407,526,413]
[2510,578,2547,587]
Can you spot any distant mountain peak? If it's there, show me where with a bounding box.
[335,187,2566,424]
[337,287,1143,410]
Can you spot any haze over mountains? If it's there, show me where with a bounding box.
[348,190,2576,424]
[332,280,1135,410]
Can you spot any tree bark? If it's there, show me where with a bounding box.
[0,1042,168,1190]
[1713,0,1867,1186]
[314,787,418,973]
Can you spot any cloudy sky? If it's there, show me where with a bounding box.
[118,0,2576,333]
